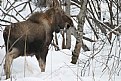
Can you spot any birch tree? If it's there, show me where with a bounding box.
[71,0,88,64]
[65,0,71,49]
[61,0,71,49]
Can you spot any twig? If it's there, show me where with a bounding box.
[86,15,99,39]
[64,62,83,81]
[6,1,29,12]
[28,1,33,14]
[5,1,16,11]
[7,0,26,20]
[0,7,19,22]
[0,19,12,23]
[83,36,95,42]
[17,2,27,14]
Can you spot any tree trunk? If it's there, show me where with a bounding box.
[65,0,71,49]
[36,0,46,7]
[66,27,71,49]
[62,30,66,49]
[0,0,2,6]
[71,0,88,64]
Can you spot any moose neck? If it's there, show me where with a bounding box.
[45,8,60,33]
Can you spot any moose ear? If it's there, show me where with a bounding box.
[47,0,61,8]
[53,0,60,8]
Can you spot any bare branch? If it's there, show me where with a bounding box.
[6,0,26,20]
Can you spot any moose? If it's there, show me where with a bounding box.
[3,2,73,79]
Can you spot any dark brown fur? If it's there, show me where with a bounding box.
[3,7,73,79]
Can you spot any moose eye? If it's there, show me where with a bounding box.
[61,11,64,14]
[67,24,70,29]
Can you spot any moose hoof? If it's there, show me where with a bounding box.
[71,60,77,64]
[71,56,78,64]
[41,69,45,72]
[5,72,10,79]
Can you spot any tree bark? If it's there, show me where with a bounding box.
[0,0,2,6]
[71,0,88,64]
[36,0,46,7]
[65,0,71,49]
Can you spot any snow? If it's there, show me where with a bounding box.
[0,33,121,81]
[0,0,121,81]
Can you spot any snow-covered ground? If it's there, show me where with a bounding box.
[0,33,121,81]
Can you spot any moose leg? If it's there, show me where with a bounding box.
[36,47,48,72]
[38,57,46,72]
[4,48,20,79]
[36,55,46,72]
